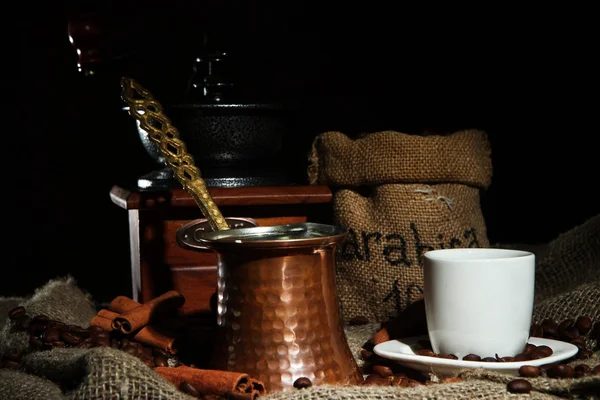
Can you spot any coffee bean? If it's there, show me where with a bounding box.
[575,316,592,335]
[52,341,65,348]
[47,320,66,331]
[558,319,580,341]
[416,349,436,357]
[4,350,21,363]
[518,365,541,377]
[498,356,515,362]
[537,345,553,356]
[180,382,200,397]
[541,319,559,338]
[43,327,61,343]
[77,341,92,349]
[32,315,49,323]
[547,364,574,378]
[524,344,537,354]
[71,327,90,337]
[372,365,393,377]
[593,365,600,375]
[577,349,593,360]
[462,354,481,361]
[530,350,549,360]
[482,357,497,362]
[574,364,591,378]
[507,379,532,394]
[530,324,543,337]
[293,377,313,389]
[88,325,104,333]
[349,316,369,325]
[8,306,26,320]
[417,340,432,350]
[438,353,458,360]
[93,331,110,341]
[513,353,531,362]
[570,337,587,350]
[2,360,21,369]
[154,355,168,367]
[29,335,44,349]
[28,320,47,335]
[61,331,81,346]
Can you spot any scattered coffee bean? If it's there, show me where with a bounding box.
[536,345,553,357]
[372,365,393,377]
[547,364,574,379]
[180,382,200,397]
[518,365,541,377]
[2,360,21,369]
[29,335,44,349]
[362,375,390,386]
[530,324,543,337]
[43,327,61,343]
[349,316,369,325]
[593,365,600,375]
[32,314,49,323]
[4,350,21,363]
[524,343,537,354]
[399,378,421,387]
[52,341,65,348]
[513,353,531,362]
[541,319,558,338]
[88,325,104,333]
[558,319,579,341]
[438,353,458,360]
[482,357,497,362]
[498,356,515,362]
[507,379,532,394]
[574,364,591,378]
[462,354,481,362]
[61,331,82,346]
[416,349,436,357]
[570,337,587,350]
[575,316,593,335]
[577,349,593,360]
[8,306,26,320]
[294,377,313,389]
[121,345,139,356]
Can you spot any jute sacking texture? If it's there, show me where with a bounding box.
[309,130,493,323]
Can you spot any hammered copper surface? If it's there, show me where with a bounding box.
[204,233,363,392]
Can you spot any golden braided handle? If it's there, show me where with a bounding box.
[120,77,230,232]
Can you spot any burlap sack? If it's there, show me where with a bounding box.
[0,277,195,400]
[309,130,493,323]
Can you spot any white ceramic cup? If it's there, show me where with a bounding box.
[423,248,535,359]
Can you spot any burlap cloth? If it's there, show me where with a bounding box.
[1,214,599,399]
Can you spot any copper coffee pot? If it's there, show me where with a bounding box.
[121,78,363,392]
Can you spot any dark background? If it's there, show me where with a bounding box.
[11,2,598,302]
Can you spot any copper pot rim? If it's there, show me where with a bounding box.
[193,222,348,250]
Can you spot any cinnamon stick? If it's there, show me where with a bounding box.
[91,309,179,354]
[108,295,142,314]
[111,291,185,334]
[155,365,266,396]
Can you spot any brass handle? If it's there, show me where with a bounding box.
[120,77,230,232]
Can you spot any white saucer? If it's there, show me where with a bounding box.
[373,335,579,376]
